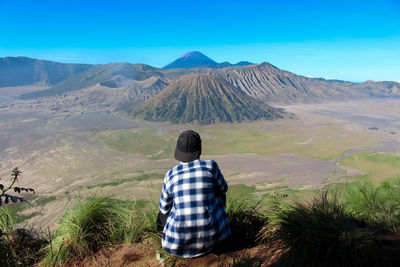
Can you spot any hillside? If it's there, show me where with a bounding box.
[128,75,285,124]
[19,63,167,99]
[0,57,91,87]
[211,63,400,103]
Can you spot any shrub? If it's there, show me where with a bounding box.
[226,197,269,251]
[262,191,393,267]
[345,178,400,232]
[42,196,143,265]
[0,208,48,266]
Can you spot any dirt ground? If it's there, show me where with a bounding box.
[72,242,277,267]
[69,231,400,267]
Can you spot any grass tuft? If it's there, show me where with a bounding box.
[262,190,395,267]
[1,208,48,266]
[226,197,268,251]
[345,178,400,232]
[42,196,146,265]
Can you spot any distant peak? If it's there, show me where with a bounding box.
[179,51,209,59]
[235,61,255,66]
[163,52,255,70]
[163,51,217,69]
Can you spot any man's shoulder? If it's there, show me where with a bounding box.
[201,159,220,170]
[167,159,218,175]
[194,159,219,170]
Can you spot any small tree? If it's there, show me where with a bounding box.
[0,167,35,206]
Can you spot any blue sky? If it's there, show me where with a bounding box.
[0,0,399,82]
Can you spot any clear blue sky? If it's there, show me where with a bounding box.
[1,0,399,82]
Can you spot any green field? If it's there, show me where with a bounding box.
[92,129,177,160]
[85,172,164,189]
[92,124,383,161]
[339,151,400,183]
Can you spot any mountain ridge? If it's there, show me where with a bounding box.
[18,62,167,99]
[128,74,285,124]
[2,55,399,117]
[211,62,400,103]
[0,56,92,87]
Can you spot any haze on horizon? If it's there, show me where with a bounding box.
[1,0,400,82]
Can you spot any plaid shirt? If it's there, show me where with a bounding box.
[159,159,231,258]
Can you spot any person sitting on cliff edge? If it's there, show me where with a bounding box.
[157,129,231,258]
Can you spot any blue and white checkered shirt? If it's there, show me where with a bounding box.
[159,159,231,258]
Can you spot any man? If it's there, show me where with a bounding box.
[158,130,231,258]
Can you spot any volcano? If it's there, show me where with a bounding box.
[131,74,285,124]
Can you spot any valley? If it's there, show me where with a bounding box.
[1,96,400,231]
[1,53,400,232]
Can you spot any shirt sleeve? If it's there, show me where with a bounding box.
[159,172,173,214]
[213,161,228,193]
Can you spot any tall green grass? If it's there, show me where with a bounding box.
[0,207,14,235]
[42,196,155,266]
[344,178,400,232]
[261,190,396,267]
[32,177,400,266]
[0,208,14,267]
[226,197,269,251]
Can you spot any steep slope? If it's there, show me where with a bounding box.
[0,57,92,87]
[129,75,285,124]
[123,76,169,103]
[19,63,167,99]
[211,63,400,103]
[163,51,218,69]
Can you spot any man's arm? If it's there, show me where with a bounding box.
[157,174,173,231]
[159,177,173,214]
[213,161,228,206]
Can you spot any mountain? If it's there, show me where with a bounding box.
[216,62,233,68]
[4,55,399,113]
[0,57,92,87]
[234,61,254,66]
[163,51,219,69]
[214,61,255,69]
[128,75,285,124]
[163,51,254,69]
[211,63,400,103]
[19,63,167,99]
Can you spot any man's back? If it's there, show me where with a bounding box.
[159,159,231,258]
